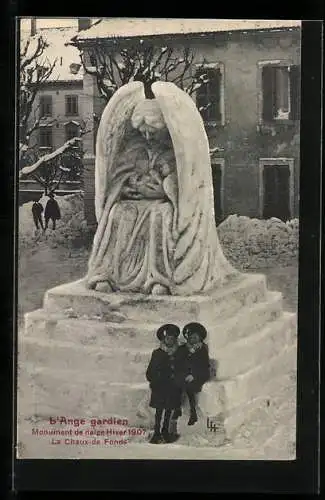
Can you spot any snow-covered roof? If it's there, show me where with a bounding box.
[74,18,301,41]
[20,27,83,82]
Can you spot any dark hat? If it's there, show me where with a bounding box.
[156,324,180,341]
[183,322,207,341]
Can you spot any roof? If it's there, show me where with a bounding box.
[74,18,301,41]
[20,27,83,82]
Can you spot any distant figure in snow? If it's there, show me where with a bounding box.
[44,192,61,230]
[31,195,44,231]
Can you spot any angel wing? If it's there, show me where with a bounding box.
[152,81,215,230]
[152,81,216,269]
[94,81,145,222]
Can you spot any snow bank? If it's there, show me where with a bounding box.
[217,215,299,269]
[19,194,299,268]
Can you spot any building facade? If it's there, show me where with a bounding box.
[73,20,301,226]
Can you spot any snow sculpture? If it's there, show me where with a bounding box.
[85,81,237,295]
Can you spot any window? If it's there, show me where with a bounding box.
[39,95,52,117]
[195,64,224,124]
[259,158,294,221]
[39,126,53,148]
[261,64,300,122]
[65,95,78,116]
[65,122,79,141]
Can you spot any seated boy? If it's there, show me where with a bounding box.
[179,322,211,425]
[145,324,183,443]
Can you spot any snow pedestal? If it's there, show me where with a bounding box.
[18,273,297,456]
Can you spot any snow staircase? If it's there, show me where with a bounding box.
[17,272,297,458]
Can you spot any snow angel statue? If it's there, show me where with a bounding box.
[85,80,236,295]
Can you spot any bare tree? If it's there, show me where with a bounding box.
[19,33,57,161]
[74,36,210,105]
[19,122,93,195]
[19,32,89,194]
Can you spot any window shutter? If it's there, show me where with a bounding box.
[48,128,53,148]
[72,96,78,114]
[276,165,290,221]
[211,68,222,122]
[211,163,222,223]
[289,65,300,120]
[262,66,276,121]
[195,67,222,122]
[195,68,207,119]
[65,123,79,141]
[263,165,290,221]
[46,96,52,116]
[40,96,52,117]
[66,96,71,115]
[40,96,45,116]
[66,96,78,115]
[40,127,52,147]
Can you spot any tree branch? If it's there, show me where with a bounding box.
[21,36,47,71]
[19,137,82,177]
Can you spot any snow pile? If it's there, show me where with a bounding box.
[19,192,94,250]
[217,215,299,269]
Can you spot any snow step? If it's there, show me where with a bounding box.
[19,337,154,382]
[42,273,268,324]
[195,342,297,424]
[24,310,170,349]
[18,340,297,438]
[23,290,283,350]
[18,375,149,426]
[19,305,293,383]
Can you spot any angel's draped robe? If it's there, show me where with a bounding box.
[86,135,178,293]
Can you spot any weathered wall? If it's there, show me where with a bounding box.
[188,31,301,219]
[82,29,301,224]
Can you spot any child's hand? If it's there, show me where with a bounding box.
[185,375,194,383]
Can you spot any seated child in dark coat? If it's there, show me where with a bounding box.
[179,322,211,425]
[146,323,183,444]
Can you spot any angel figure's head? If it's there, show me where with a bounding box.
[131,98,167,143]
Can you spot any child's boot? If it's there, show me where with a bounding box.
[167,417,180,443]
[188,410,198,426]
[149,409,164,444]
[149,432,164,444]
[187,393,198,425]
[161,410,172,442]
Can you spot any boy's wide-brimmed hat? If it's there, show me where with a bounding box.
[183,322,207,341]
[156,324,180,341]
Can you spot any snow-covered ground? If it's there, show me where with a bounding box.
[17,369,296,460]
[17,194,298,460]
